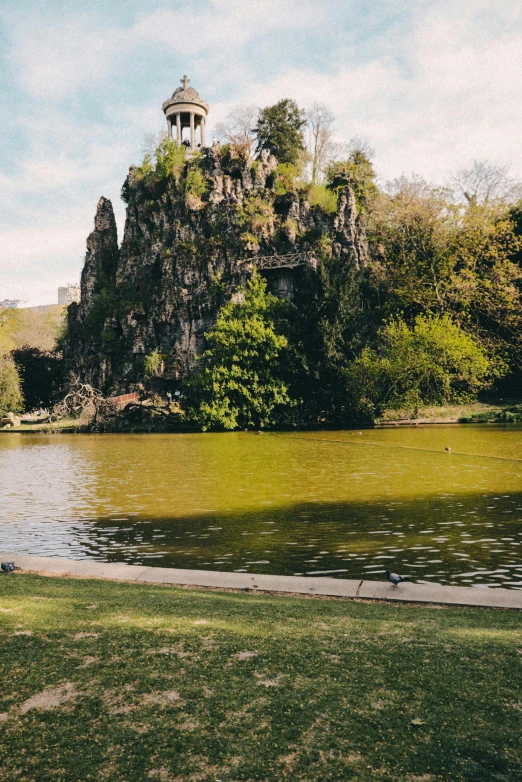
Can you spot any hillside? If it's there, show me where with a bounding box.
[64,144,368,395]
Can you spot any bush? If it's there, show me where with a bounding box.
[273,163,299,196]
[184,169,207,198]
[307,184,338,214]
[155,139,186,181]
[144,351,165,378]
[346,314,492,417]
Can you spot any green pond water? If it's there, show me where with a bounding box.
[1,426,522,588]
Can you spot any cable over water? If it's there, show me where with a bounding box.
[272,432,522,463]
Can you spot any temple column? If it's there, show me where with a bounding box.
[176,113,182,145]
[200,117,206,147]
[167,118,173,141]
[189,112,195,150]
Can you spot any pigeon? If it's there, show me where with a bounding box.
[386,569,410,587]
[1,562,21,574]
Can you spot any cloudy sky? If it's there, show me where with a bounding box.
[1,0,521,306]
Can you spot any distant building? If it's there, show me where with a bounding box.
[58,284,80,305]
[0,299,24,309]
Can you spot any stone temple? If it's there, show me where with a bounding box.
[162,75,209,151]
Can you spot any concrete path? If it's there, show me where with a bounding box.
[1,552,522,609]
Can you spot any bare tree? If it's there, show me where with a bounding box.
[214,105,259,154]
[449,160,522,206]
[345,135,375,161]
[306,103,339,184]
[141,129,168,159]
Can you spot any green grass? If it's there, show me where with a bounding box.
[0,575,521,781]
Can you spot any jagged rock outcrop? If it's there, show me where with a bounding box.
[65,145,369,393]
[80,197,119,315]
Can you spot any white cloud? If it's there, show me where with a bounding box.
[2,14,130,101]
[1,0,522,306]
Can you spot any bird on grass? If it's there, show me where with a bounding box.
[386,569,410,587]
[1,562,21,574]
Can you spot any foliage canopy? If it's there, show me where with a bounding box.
[187,274,292,430]
[255,99,306,165]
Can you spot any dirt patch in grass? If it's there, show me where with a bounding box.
[142,691,181,706]
[255,673,281,687]
[81,655,98,666]
[236,650,258,660]
[1,573,522,781]
[19,682,77,714]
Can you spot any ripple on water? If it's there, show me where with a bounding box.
[1,429,522,588]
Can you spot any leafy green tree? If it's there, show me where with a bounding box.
[370,179,522,374]
[346,314,492,418]
[12,347,62,411]
[187,274,292,430]
[255,99,306,165]
[326,149,378,212]
[0,354,23,415]
[287,249,369,425]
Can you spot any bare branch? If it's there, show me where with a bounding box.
[449,160,522,206]
[305,103,338,184]
[214,105,259,154]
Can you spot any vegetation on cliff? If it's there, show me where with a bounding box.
[10,96,519,430]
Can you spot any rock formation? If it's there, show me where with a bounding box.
[65,144,369,393]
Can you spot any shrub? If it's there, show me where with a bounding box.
[144,350,165,377]
[184,169,207,198]
[307,184,338,214]
[346,314,492,417]
[273,163,299,196]
[155,139,186,181]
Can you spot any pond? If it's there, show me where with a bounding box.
[1,427,522,589]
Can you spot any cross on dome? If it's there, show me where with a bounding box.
[162,77,209,150]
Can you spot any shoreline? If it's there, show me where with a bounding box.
[2,552,521,609]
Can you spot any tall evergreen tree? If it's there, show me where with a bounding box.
[255,99,306,165]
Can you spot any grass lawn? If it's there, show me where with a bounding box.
[0,575,521,781]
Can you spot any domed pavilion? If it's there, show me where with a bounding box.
[162,75,209,150]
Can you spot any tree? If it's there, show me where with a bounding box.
[305,103,338,184]
[187,274,292,430]
[369,177,522,373]
[0,354,23,415]
[254,99,306,165]
[326,147,378,212]
[347,314,492,418]
[449,160,522,206]
[12,347,63,411]
[215,105,258,155]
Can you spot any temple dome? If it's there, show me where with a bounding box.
[163,76,209,115]
[162,75,209,149]
[171,86,202,102]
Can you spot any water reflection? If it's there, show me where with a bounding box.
[1,427,522,588]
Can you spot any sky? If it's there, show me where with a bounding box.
[1,0,521,306]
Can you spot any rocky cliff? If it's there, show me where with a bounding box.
[65,144,369,393]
